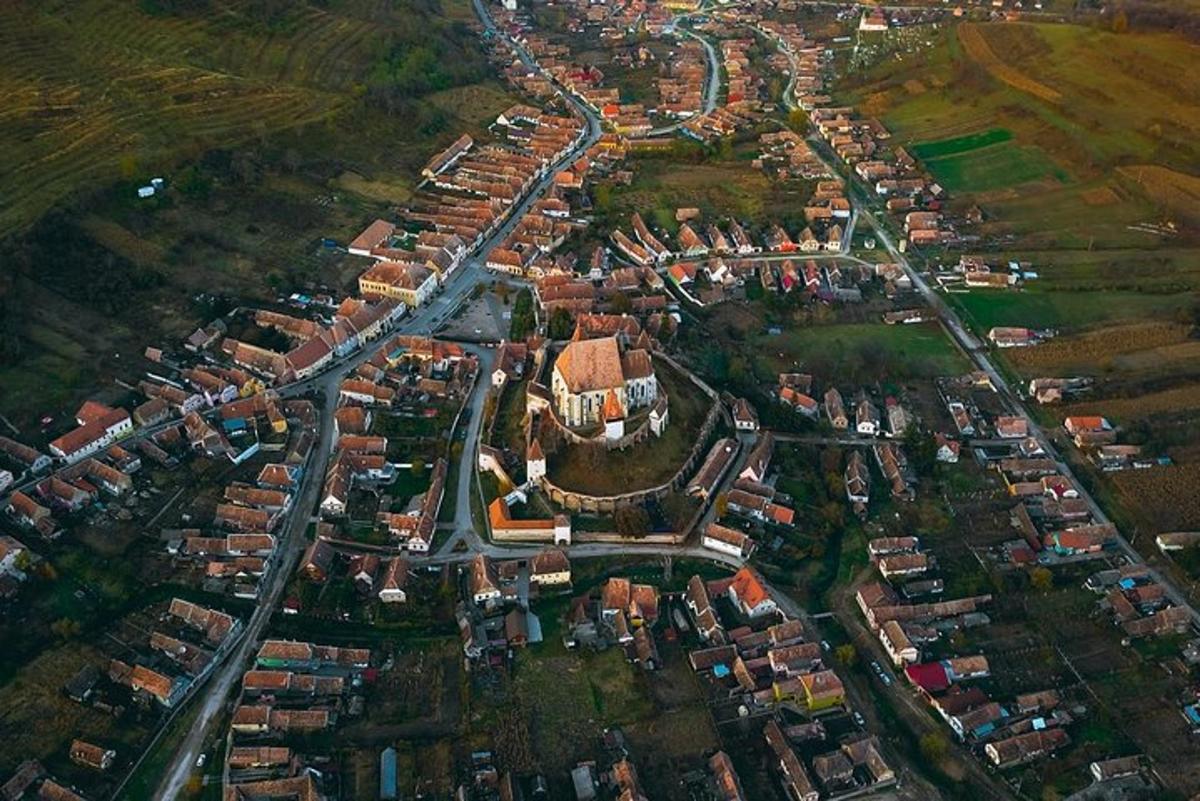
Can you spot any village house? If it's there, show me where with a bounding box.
[69,739,116,771]
[0,436,52,474]
[531,548,572,586]
[470,554,502,607]
[377,558,409,604]
[703,523,754,560]
[732,398,759,432]
[49,404,133,464]
[725,567,777,619]
[824,388,848,429]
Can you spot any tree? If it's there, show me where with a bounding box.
[548,307,574,340]
[410,458,426,477]
[714,493,729,519]
[1030,567,1053,592]
[1111,9,1128,33]
[919,733,948,762]
[50,617,82,640]
[904,427,937,479]
[615,506,651,538]
[787,108,810,136]
[609,291,632,315]
[593,184,612,212]
[835,643,857,666]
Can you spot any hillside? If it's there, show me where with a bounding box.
[0,0,519,429]
[840,21,1200,249]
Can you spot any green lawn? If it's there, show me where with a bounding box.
[923,142,1066,192]
[755,321,970,382]
[948,288,1192,332]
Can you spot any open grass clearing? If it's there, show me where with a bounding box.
[598,156,814,236]
[948,287,1190,332]
[923,141,1066,192]
[754,320,970,382]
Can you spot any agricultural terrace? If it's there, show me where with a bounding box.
[0,0,521,430]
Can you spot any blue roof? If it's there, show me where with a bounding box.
[1185,704,1200,725]
[713,664,731,678]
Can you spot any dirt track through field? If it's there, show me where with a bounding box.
[958,23,1062,103]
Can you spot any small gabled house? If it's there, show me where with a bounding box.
[69,739,116,771]
[531,548,571,586]
[378,559,409,604]
[470,554,502,607]
[824,388,847,429]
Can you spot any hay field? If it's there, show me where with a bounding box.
[957,23,1062,103]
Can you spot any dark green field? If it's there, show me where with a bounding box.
[911,127,1012,159]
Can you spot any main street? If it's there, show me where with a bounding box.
[152,4,605,795]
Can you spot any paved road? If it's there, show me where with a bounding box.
[152,387,339,800]
[647,22,722,136]
[152,4,606,795]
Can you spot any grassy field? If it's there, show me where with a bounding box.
[596,153,814,237]
[920,141,1065,193]
[0,0,520,431]
[948,287,1191,332]
[754,320,970,382]
[910,127,1013,159]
